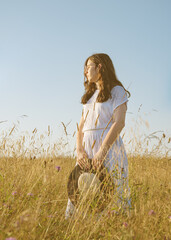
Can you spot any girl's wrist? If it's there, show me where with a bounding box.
[99,145,109,158]
[76,146,84,153]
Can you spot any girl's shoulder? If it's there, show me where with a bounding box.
[110,85,128,110]
[111,85,126,97]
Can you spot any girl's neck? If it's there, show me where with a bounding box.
[95,76,102,90]
[96,83,100,90]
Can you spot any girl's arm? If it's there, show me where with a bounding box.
[92,102,127,170]
[76,114,84,153]
[76,114,90,169]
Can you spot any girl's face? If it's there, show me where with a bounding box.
[85,59,100,83]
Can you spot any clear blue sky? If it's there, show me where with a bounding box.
[0,0,171,152]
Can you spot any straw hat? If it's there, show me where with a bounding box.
[78,172,101,194]
[67,159,114,206]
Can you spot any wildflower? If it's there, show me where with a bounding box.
[123,222,128,227]
[5,238,17,240]
[3,203,11,209]
[16,220,20,227]
[55,166,61,171]
[169,216,171,222]
[148,210,155,216]
[12,191,17,196]
[27,193,34,196]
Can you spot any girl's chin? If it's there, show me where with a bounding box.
[88,78,95,83]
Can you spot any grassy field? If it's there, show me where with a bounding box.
[0,154,170,240]
[0,126,171,239]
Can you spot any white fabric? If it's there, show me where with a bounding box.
[82,85,128,133]
[65,86,131,219]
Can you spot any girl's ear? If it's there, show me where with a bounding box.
[98,64,102,71]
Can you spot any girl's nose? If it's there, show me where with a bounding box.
[85,67,88,75]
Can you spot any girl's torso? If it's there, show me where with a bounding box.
[82,86,128,133]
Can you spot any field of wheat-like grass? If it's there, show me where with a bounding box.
[0,124,170,240]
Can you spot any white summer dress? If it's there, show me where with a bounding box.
[65,86,131,219]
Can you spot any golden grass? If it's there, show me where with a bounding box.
[0,124,171,240]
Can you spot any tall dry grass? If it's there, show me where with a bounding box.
[0,120,171,240]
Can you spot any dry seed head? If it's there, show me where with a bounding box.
[121,132,125,139]
[61,122,67,136]
[72,131,76,137]
[100,117,113,140]
[76,123,79,132]
[9,125,16,136]
[0,120,7,124]
[94,114,100,128]
[84,110,89,124]
[91,140,96,149]
[138,104,142,112]
[32,128,37,134]
[48,125,50,136]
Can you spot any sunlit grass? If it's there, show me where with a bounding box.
[0,122,170,240]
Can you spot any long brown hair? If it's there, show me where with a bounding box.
[81,53,130,104]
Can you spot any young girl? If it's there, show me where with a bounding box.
[65,53,131,219]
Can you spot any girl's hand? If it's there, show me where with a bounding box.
[92,152,104,171]
[77,149,91,170]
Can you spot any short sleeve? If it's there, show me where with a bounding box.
[111,86,128,111]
